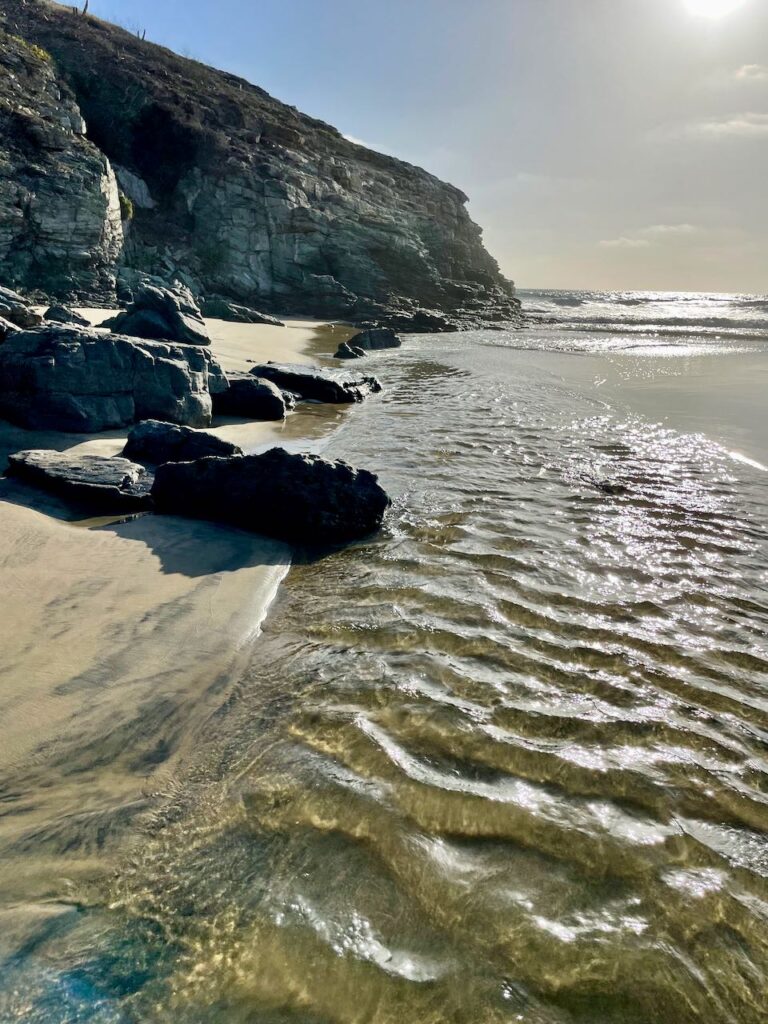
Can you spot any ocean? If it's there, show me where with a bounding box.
[2,290,767,1023]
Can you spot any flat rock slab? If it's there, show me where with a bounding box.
[213,373,290,420]
[123,419,243,465]
[249,363,381,404]
[7,450,154,511]
[152,447,390,544]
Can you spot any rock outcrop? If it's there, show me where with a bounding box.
[213,373,291,421]
[0,325,224,432]
[1,0,521,326]
[249,363,382,404]
[43,304,91,327]
[7,450,153,511]
[152,448,390,543]
[0,27,123,299]
[103,283,210,346]
[123,419,243,465]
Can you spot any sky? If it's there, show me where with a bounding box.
[81,0,768,292]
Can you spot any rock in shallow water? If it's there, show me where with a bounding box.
[347,327,402,351]
[213,373,290,420]
[7,450,153,511]
[152,448,390,544]
[334,341,367,360]
[123,420,242,465]
[0,325,222,432]
[249,363,381,404]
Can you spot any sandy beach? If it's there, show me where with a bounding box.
[0,315,352,906]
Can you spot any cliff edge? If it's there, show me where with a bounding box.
[0,0,520,326]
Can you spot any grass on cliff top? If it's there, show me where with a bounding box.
[8,33,51,63]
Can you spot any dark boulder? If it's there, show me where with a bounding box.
[249,362,381,404]
[201,298,285,327]
[0,325,222,432]
[347,327,401,351]
[43,304,91,327]
[152,447,390,544]
[104,283,210,346]
[0,316,18,343]
[123,419,242,465]
[334,342,366,360]
[0,285,42,329]
[213,373,290,420]
[7,449,153,511]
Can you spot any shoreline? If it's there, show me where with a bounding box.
[0,314,355,909]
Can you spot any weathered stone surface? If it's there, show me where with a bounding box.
[201,298,284,327]
[2,2,522,327]
[123,419,242,464]
[104,283,210,346]
[249,363,381,404]
[0,285,43,328]
[213,374,289,420]
[152,447,390,543]
[0,325,221,432]
[334,342,366,360]
[43,304,91,327]
[347,327,401,351]
[113,164,156,210]
[0,30,123,300]
[7,450,153,511]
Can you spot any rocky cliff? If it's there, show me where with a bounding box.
[0,24,123,298]
[0,0,520,326]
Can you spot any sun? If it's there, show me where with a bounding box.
[684,0,748,16]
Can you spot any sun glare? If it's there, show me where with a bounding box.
[684,0,747,17]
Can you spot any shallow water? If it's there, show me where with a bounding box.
[2,293,768,1023]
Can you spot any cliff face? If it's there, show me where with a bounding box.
[0,25,123,298]
[1,0,519,324]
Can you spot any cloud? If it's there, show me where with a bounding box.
[640,223,699,237]
[600,225,703,250]
[599,237,651,249]
[649,112,768,142]
[736,64,768,81]
[686,113,768,138]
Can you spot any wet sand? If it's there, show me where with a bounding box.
[0,314,351,908]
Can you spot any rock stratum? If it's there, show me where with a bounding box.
[0,0,521,327]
